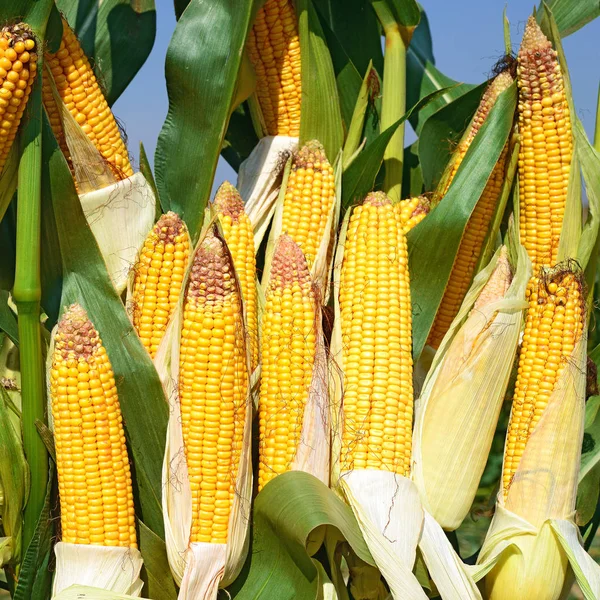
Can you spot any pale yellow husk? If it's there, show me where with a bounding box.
[53,584,150,600]
[236,135,298,249]
[51,543,143,597]
[155,225,253,597]
[79,172,156,295]
[413,244,530,530]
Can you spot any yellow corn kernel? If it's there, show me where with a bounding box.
[502,267,584,497]
[43,17,133,180]
[427,71,513,349]
[280,140,335,269]
[0,24,37,173]
[258,235,317,490]
[339,192,413,476]
[131,212,190,359]
[517,16,572,270]
[394,195,430,233]
[247,0,302,136]
[50,304,136,548]
[213,182,259,371]
[179,229,249,544]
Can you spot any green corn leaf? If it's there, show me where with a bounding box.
[538,0,600,37]
[222,103,261,173]
[138,521,177,600]
[0,291,18,345]
[56,0,157,106]
[577,395,600,528]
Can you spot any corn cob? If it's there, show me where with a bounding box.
[247,0,302,137]
[213,182,259,371]
[0,24,37,173]
[179,229,249,544]
[502,267,584,497]
[517,17,572,271]
[50,304,136,548]
[427,71,513,349]
[339,192,413,475]
[280,140,335,269]
[395,196,430,233]
[131,212,190,359]
[258,235,317,490]
[43,17,133,180]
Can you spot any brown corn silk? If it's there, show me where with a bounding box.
[50,304,136,548]
[43,17,133,180]
[258,235,317,490]
[502,266,584,497]
[247,0,302,136]
[339,192,413,476]
[427,71,513,349]
[0,23,37,173]
[517,16,572,271]
[280,140,336,268]
[178,230,249,544]
[131,212,191,358]
[213,182,259,371]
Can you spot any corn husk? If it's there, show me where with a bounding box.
[52,543,143,597]
[472,326,600,599]
[413,243,530,530]
[53,584,150,600]
[155,224,253,598]
[236,135,298,249]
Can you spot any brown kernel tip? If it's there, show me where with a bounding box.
[520,16,552,55]
[363,191,391,207]
[213,181,245,221]
[270,234,311,288]
[152,211,186,244]
[292,139,329,171]
[56,304,99,360]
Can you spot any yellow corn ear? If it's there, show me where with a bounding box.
[280,140,336,268]
[502,267,584,497]
[517,16,572,271]
[179,229,249,544]
[339,192,413,476]
[258,235,317,490]
[213,182,259,371]
[247,0,302,137]
[0,24,37,173]
[394,196,430,233]
[131,212,190,359]
[427,71,513,349]
[50,304,137,548]
[43,17,133,180]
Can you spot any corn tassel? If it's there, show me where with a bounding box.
[517,16,572,271]
[428,71,513,349]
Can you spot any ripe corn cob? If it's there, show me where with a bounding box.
[247,0,302,137]
[395,195,430,233]
[517,17,572,271]
[131,212,190,359]
[502,267,584,497]
[0,24,37,173]
[213,182,259,370]
[339,192,413,475]
[49,304,136,548]
[427,71,513,349]
[258,235,317,490]
[179,230,249,543]
[43,17,133,179]
[280,140,335,268]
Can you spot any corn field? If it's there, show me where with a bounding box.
[1,0,600,599]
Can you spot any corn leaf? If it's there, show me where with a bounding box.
[537,0,600,37]
[138,521,177,600]
[418,82,486,191]
[42,122,168,539]
[0,291,18,344]
[56,0,156,106]
[409,83,516,361]
[577,395,600,527]
[155,0,259,242]
[222,103,261,173]
[0,0,55,34]
[297,0,344,162]
[227,471,374,599]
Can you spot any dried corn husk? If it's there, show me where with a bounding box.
[53,584,150,599]
[413,244,530,530]
[155,224,253,598]
[236,135,298,249]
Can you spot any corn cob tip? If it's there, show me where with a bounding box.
[213,181,245,221]
[520,16,552,55]
[527,262,585,318]
[293,139,328,169]
[363,191,391,207]
[1,22,36,48]
[270,234,311,288]
[56,304,98,359]
[151,211,187,243]
[412,195,431,216]
[472,247,513,312]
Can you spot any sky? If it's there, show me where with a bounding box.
[113,0,600,196]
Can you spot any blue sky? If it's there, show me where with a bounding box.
[113,0,600,196]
